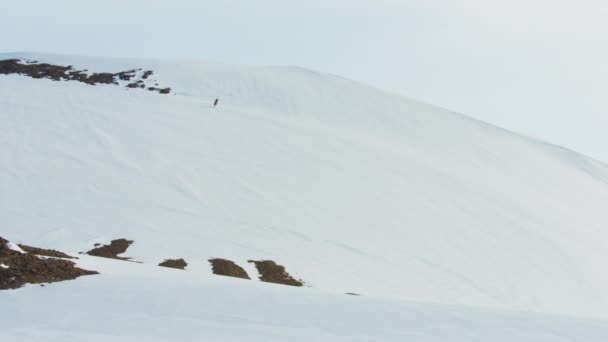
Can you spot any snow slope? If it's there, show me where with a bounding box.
[2,53,608,322]
[3,256,608,342]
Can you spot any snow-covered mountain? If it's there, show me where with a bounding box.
[2,52,608,340]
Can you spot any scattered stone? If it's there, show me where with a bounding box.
[209,258,250,279]
[18,244,76,259]
[345,293,361,296]
[86,239,133,260]
[248,260,303,287]
[158,258,188,270]
[142,70,153,79]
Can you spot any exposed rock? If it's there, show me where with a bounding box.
[116,69,138,81]
[158,258,188,270]
[0,237,23,256]
[147,87,172,94]
[0,237,96,290]
[209,258,250,279]
[18,244,76,259]
[127,79,146,89]
[248,260,303,287]
[85,72,116,85]
[0,59,171,94]
[86,239,133,260]
[0,253,97,290]
[0,59,116,84]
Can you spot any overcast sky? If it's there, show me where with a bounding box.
[3,0,608,162]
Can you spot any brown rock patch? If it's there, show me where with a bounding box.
[127,80,145,88]
[0,253,97,290]
[159,258,188,270]
[18,244,76,259]
[87,239,133,260]
[0,236,97,290]
[0,237,21,256]
[248,260,303,287]
[147,86,172,94]
[209,258,250,279]
[0,59,116,85]
[116,69,138,81]
[0,59,171,94]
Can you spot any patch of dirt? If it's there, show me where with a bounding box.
[18,244,76,259]
[158,258,188,270]
[209,258,250,279]
[248,260,304,287]
[0,59,171,94]
[0,236,97,290]
[86,239,133,260]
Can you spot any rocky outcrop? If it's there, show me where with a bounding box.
[87,239,133,260]
[0,59,171,94]
[209,258,250,279]
[0,237,24,256]
[159,258,188,270]
[248,260,303,287]
[0,236,97,290]
[18,244,76,259]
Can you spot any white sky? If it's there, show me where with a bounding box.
[3,0,608,161]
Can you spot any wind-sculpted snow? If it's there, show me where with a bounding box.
[2,53,608,322]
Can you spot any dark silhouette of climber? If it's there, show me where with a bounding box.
[213,98,219,108]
